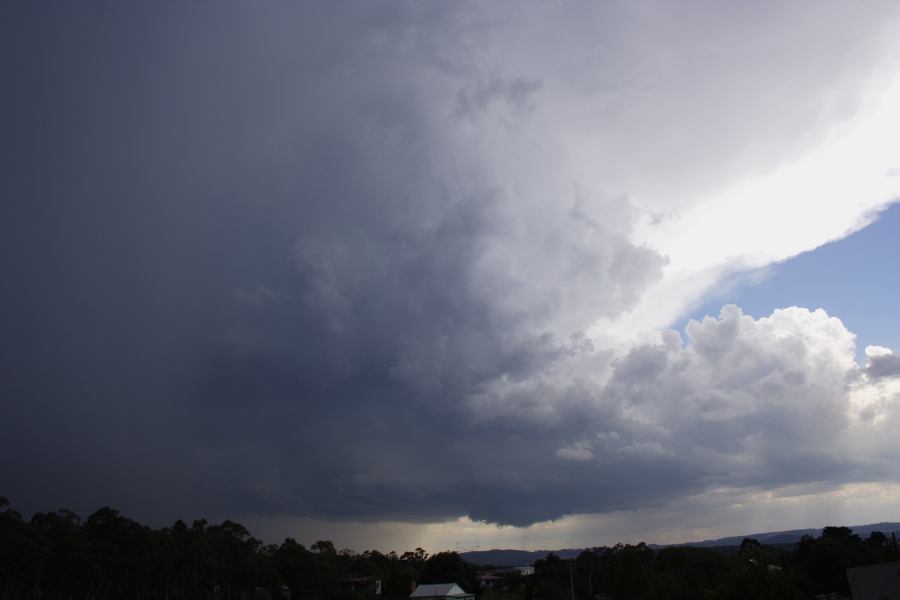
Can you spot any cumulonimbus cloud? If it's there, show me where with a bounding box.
[1,1,899,529]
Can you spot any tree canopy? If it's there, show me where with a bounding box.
[2,497,898,600]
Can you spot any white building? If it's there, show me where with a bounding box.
[409,583,475,600]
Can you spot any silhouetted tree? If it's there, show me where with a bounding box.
[4,498,900,600]
[420,552,477,595]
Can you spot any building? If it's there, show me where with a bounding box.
[495,566,534,577]
[409,583,475,600]
[339,577,382,599]
[846,561,900,600]
[477,566,535,588]
[476,573,505,589]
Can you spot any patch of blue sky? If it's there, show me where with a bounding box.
[677,202,900,355]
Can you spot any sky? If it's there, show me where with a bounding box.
[682,202,900,355]
[2,1,900,553]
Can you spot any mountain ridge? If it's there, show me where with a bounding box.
[460,521,900,566]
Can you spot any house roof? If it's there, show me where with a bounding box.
[410,583,470,598]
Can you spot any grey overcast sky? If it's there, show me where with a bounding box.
[3,1,900,552]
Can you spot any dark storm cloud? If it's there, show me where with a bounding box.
[2,1,899,530]
[0,1,665,526]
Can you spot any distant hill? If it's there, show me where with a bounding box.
[460,548,581,567]
[684,522,900,548]
[460,522,900,566]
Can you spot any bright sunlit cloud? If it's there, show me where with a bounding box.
[595,64,900,345]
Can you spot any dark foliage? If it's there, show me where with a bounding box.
[525,529,898,600]
[0,497,471,600]
[2,497,897,600]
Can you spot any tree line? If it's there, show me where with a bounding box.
[2,496,898,600]
[512,526,898,600]
[0,497,475,600]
